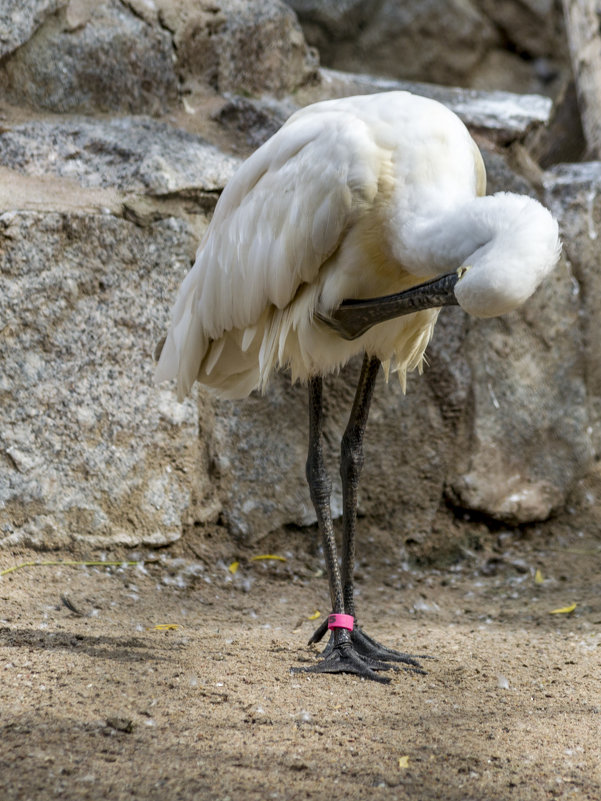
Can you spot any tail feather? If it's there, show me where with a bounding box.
[154,304,209,402]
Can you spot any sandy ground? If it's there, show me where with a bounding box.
[1,522,600,801]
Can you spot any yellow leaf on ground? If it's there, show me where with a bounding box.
[549,603,577,615]
[152,624,182,630]
[534,568,544,584]
[398,755,410,769]
[307,610,321,620]
[228,561,239,574]
[250,554,287,562]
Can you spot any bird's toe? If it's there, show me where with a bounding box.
[351,625,430,672]
[291,642,395,684]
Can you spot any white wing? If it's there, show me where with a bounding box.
[155,100,383,398]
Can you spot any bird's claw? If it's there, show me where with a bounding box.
[307,618,329,645]
[291,642,393,683]
[308,618,428,673]
[350,627,428,672]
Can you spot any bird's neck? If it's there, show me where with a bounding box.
[398,196,502,278]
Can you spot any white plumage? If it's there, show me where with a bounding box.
[155,91,559,401]
[155,91,560,682]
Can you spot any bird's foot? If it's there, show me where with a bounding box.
[351,626,428,671]
[309,618,428,673]
[291,641,393,683]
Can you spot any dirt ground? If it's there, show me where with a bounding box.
[1,520,600,801]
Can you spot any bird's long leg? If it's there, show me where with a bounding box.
[306,356,376,649]
[309,356,426,671]
[339,354,381,619]
[292,376,392,683]
[305,376,346,621]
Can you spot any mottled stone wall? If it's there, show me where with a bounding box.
[1,0,599,552]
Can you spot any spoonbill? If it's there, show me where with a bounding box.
[155,92,560,682]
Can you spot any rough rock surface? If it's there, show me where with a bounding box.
[448,270,589,524]
[0,0,318,114]
[544,163,601,455]
[0,0,178,114]
[0,0,63,57]
[155,0,319,97]
[0,208,206,548]
[440,151,592,525]
[304,68,554,144]
[0,0,599,552]
[286,0,568,97]
[0,116,240,195]
[0,92,596,548]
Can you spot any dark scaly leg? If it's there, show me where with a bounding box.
[292,376,391,682]
[340,354,381,620]
[309,356,426,672]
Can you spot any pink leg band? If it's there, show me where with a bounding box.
[328,613,354,631]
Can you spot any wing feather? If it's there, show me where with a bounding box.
[156,104,382,396]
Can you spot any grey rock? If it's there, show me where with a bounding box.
[286,0,566,96]
[304,69,553,144]
[0,0,318,114]
[284,0,368,49]
[0,117,240,195]
[216,71,553,152]
[287,0,499,87]
[0,0,64,58]
[443,90,552,142]
[213,96,291,148]
[346,0,499,87]
[544,162,601,456]
[210,0,319,96]
[0,209,208,548]
[481,150,535,197]
[447,263,590,524]
[286,0,366,34]
[478,0,564,61]
[213,375,313,541]
[438,160,598,524]
[0,32,594,550]
[1,113,590,550]
[0,0,178,113]
[156,0,318,98]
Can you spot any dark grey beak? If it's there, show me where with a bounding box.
[315,270,461,341]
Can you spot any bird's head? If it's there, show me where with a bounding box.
[452,193,560,318]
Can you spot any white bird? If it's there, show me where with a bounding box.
[155,91,560,682]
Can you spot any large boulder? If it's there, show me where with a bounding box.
[0,0,62,58]
[447,263,589,524]
[0,116,239,195]
[0,0,318,114]
[285,0,567,97]
[155,0,319,97]
[545,163,601,453]
[0,117,239,548]
[437,150,592,525]
[300,68,553,145]
[0,207,205,548]
[0,0,178,114]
